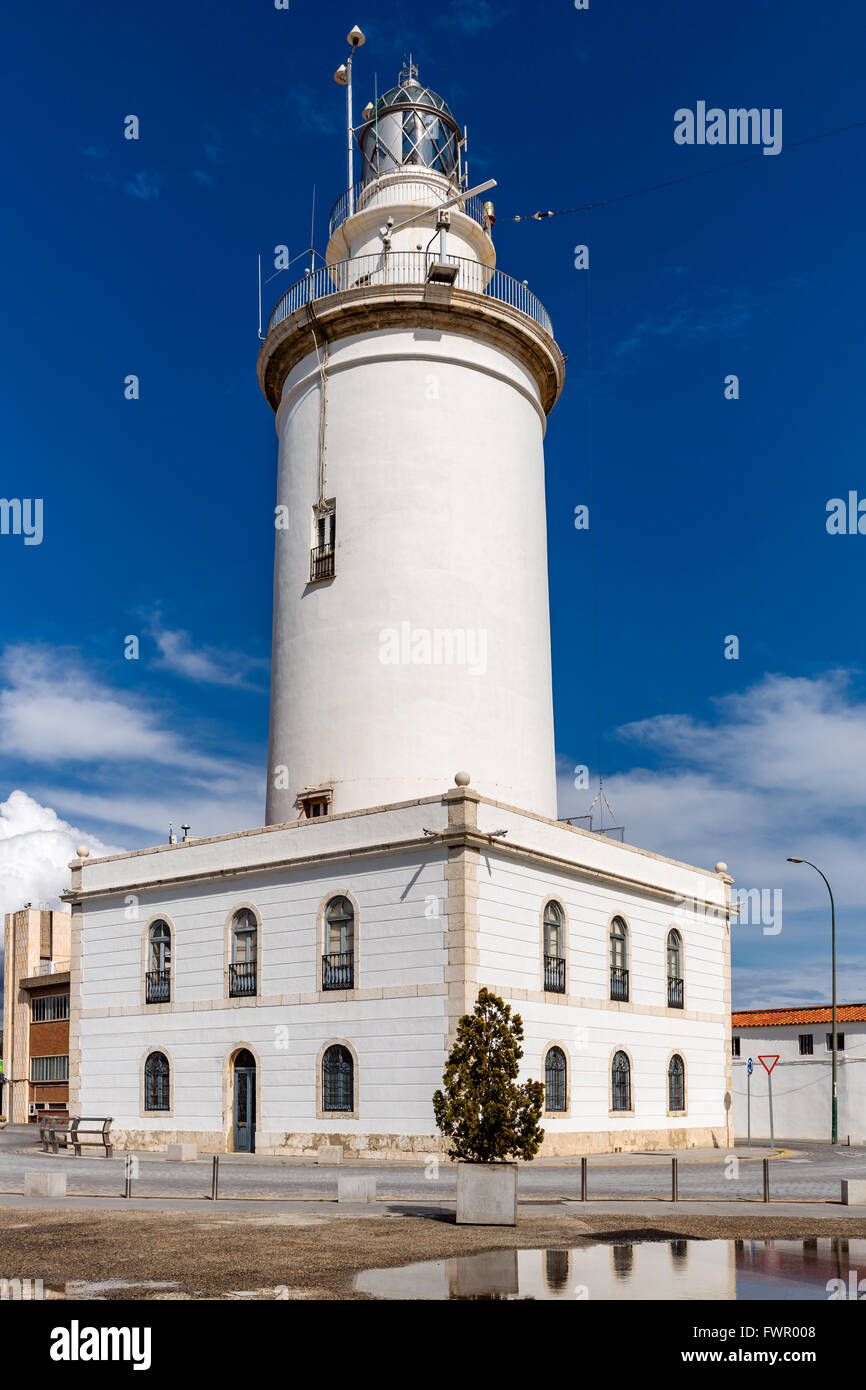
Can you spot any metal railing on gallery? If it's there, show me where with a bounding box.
[265,251,553,338]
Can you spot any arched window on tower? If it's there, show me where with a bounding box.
[668,1054,685,1113]
[323,897,355,990]
[544,1046,567,1112]
[610,917,629,1002]
[146,921,171,1004]
[543,901,565,993]
[144,1051,170,1111]
[322,1044,354,1113]
[666,929,684,1008]
[611,1050,631,1112]
[230,909,258,997]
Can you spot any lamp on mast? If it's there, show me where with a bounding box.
[334,25,365,217]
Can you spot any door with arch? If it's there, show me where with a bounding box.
[232,1049,257,1153]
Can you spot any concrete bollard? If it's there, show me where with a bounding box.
[166,1143,197,1161]
[841,1180,866,1206]
[338,1176,377,1204]
[24,1171,67,1197]
[317,1145,343,1165]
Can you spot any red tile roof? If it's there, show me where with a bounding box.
[732,1004,866,1027]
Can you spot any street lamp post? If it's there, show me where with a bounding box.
[334,26,366,218]
[787,857,838,1144]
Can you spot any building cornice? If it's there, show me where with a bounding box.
[62,823,725,915]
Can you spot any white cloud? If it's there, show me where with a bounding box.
[0,643,247,775]
[558,671,866,902]
[0,791,124,1022]
[36,784,264,840]
[557,670,866,1007]
[0,642,264,845]
[0,790,122,921]
[147,617,267,689]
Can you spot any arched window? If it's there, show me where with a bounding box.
[668,1054,685,1112]
[544,1046,567,1112]
[610,917,629,1001]
[146,921,171,1003]
[612,1050,631,1111]
[322,1044,354,1112]
[666,930,683,1008]
[323,897,354,990]
[144,1051,170,1111]
[543,901,565,992]
[230,909,258,997]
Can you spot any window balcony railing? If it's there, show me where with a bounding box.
[322,951,354,991]
[146,969,171,1004]
[310,543,335,582]
[266,252,553,340]
[544,954,566,994]
[229,960,258,998]
[610,966,629,1002]
[667,975,684,1009]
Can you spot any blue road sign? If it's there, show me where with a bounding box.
[747,1057,754,1075]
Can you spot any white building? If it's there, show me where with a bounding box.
[732,1005,866,1144]
[68,54,733,1157]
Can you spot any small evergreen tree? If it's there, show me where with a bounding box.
[433,987,545,1162]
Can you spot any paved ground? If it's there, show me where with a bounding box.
[1,1126,864,1204]
[2,1127,865,1300]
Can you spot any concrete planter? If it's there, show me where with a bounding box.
[0,1120,7,1130]
[456,1161,518,1226]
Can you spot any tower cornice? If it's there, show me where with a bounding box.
[257,282,565,416]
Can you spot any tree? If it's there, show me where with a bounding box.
[433,987,545,1162]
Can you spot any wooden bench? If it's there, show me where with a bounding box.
[45,1117,113,1158]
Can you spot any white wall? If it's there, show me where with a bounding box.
[78,843,449,1141]
[473,832,729,1139]
[76,797,731,1151]
[732,1023,866,1142]
[266,323,558,823]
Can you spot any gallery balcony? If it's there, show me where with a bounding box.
[265,251,553,340]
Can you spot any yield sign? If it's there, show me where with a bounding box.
[759,1055,779,1074]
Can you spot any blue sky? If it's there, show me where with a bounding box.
[1,0,865,1007]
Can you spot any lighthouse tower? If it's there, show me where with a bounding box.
[259,57,565,825]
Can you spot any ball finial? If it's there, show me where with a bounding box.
[76,845,90,859]
[454,770,471,787]
[714,861,727,875]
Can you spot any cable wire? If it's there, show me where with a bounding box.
[511,117,866,222]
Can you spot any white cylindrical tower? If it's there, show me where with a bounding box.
[259,65,565,824]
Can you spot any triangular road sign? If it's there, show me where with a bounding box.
[759,1054,779,1074]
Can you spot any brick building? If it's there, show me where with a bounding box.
[2,907,71,1123]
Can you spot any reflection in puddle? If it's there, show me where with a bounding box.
[356,1237,866,1301]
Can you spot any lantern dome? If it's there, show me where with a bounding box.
[358,65,462,183]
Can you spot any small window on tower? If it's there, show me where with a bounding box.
[300,787,333,819]
[311,502,336,582]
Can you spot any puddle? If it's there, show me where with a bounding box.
[355,1238,866,1300]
